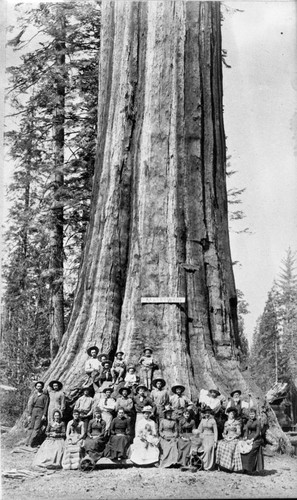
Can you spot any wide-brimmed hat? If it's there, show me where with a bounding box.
[163,404,173,415]
[49,380,63,391]
[142,405,153,414]
[171,384,185,394]
[102,386,113,393]
[230,389,242,398]
[115,351,124,356]
[136,384,148,393]
[87,345,99,356]
[94,407,102,415]
[119,386,131,396]
[127,364,136,371]
[35,381,44,389]
[98,353,109,361]
[209,388,221,397]
[201,406,214,415]
[143,346,153,353]
[152,378,166,389]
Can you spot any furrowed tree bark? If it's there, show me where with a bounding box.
[46,1,246,394]
[12,0,292,453]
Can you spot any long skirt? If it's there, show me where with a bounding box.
[129,437,159,465]
[104,434,131,460]
[32,437,65,469]
[177,435,192,467]
[159,438,179,468]
[200,433,216,470]
[62,441,83,470]
[216,439,242,471]
[135,413,145,435]
[84,436,106,461]
[241,439,264,473]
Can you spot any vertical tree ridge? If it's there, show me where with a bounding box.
[46,1,248,396]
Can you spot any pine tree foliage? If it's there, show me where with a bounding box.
[2,1,100,395]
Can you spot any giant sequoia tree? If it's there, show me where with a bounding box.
[43,0,252,398]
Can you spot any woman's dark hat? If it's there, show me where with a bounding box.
[143,346,153,353]
[135,384,148,393]
[171,384,185,394]
[226,406,238,416]
[35,381,44,389]
[119,386,131,396]
[87,345,99,356]
[209,388,221,397]
[115,351,124,356]
[49,380,63,391]
[101,360,112,367]
[201,406,214,415]
[230,389,242,398]
[152,378,166,389]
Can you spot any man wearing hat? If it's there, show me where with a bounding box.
[115,386,134,421]
[227,390,253,415]
[98,387,116,431]
[47,380,65,423]
[97,360,113,391]
[26,381,49,447]
[151,378,169,424]
[138,347,157,391]
[133,385,155,433]
[170,385,193,423]
[74,387,94,434]
[84,346,101,386]
[111,351,126,385]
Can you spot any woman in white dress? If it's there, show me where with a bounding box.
[129,406,159,466]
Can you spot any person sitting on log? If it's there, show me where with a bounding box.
[97,360,114,392]
[170,384,193,423]
[74,387,94,435]
[98,387,117,432]
[26,381,49,447]
[216,407,242,472]
[111,351,126,385]
[240,407,264,474]
[84,346,101,388]
[104,407,132,461]
[133,384,155,433]
[83,407,107,462]
[150,378,170,426]
[62,409,85,470]
[124,365,140,393]
[138,347,157,391]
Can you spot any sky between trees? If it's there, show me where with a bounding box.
[1,0,297,346]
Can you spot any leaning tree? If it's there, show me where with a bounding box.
[44,0,249,394]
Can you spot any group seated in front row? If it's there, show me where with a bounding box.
[27,346,263,474]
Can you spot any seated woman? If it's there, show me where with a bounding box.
[216,407,242,472]
[104,407,132,461]
[197,406,218,470]
[62,409,85,470]
[74,387,94,434]
[240,408,264,474]
[84,407,107,462]
[199,388,226,439]
[159,405,179,468]
[98,387,116,432]
[33,409,65,469]
[177,408,196,467]
[129,406,159,466]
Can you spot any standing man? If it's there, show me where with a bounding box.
[26,381,49,447]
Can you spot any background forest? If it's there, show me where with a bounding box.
[1,1,297,426]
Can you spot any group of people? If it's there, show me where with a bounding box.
[26,346,264,474]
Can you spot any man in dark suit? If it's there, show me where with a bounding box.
[26,381,49,447]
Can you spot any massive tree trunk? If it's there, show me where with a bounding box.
[45,0,248,396]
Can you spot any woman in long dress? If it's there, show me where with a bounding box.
[83,408,107,462]
[177,408,196,467]
[104,408,132,460]
[129,406,159,466]
[216,407,242,472]
[159,405,179,468]
[241,408,264,473]
[32,410,65,469]
[197,406,218,470]
[62,409,85,470]
[47,381,65,424]
[98,387,116,432]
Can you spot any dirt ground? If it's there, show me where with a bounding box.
[1,440,297,500]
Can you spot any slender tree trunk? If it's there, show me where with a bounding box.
[49,12,66,359]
